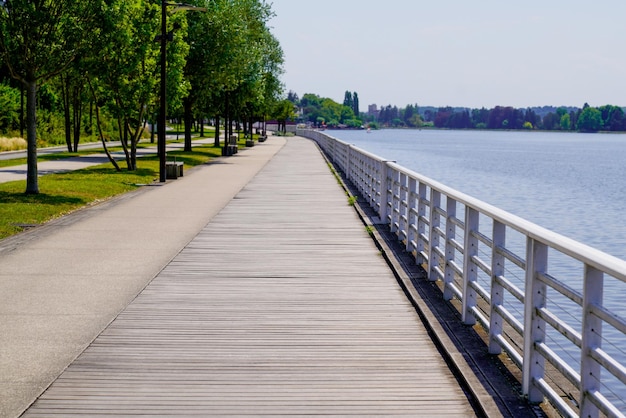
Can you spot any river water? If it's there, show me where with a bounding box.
[329,129,626,260]
[328,128,626,410]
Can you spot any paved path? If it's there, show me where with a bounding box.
[0,138,206,183]
[0,137,286,418]
[0,138,474,417]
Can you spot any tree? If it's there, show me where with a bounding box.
[542,112,560,130]
[343,91,353,109]
[408,113,423,128]
[0,0,100,193]
[297,92,361,127]
[448,110,472,129]
[487,106,518,129]
[378,105,398,125]
[434,107,452,128]
[287,90,299,103]
[471,108,489,128]
[254,30,284,135]
[320,98,343,127]
[577,107,603,132]
[272,99,294,132]
[0,82,20,132]
[187,0,281,148]
[560,113,571,131]
[57,59,91,152]
[301,93,321,108]
[352,92,359,117]
[599,105,625,131]
[524,108,539,128]
[85,0,168,171]
[403,104,415,125]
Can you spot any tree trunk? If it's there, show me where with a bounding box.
[20,85,24,138]
[118,114,132,169]
[184,97,193,152]
[127,122,137,171]
[87,78,120,171]
[214,115,220,147]
[61,75,72,152]
[72,85,82,152]
[25,79,39,194]
[88,100,93,136]
[95,104,121,171]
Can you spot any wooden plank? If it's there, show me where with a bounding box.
[23,138,476,416]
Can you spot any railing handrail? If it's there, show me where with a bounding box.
[385,160,626,282]
[299,128,626,418]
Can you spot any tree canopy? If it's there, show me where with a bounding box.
[0,0,285,193]
[371,103,626,133]
[0,0,101,193]
[293,92,362,128]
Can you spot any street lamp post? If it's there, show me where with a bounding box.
[158,2,206,183]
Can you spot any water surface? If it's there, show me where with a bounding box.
[330,129,626,259]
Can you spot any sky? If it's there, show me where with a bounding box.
[268,0,626,109]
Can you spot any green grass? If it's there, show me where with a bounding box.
[0,142,225,240]
[0,129,216,168]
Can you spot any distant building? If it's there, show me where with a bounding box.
[368,104,379,119]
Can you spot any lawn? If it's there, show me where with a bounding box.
[0,141,227,239]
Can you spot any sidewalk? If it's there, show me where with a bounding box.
[0,138,211,184]
[0,137,286,418]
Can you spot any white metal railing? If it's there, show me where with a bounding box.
[299,128,626,418]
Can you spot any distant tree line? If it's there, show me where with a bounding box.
[287,90,362,128]
[370,103,626,133]
[282,88,625,134]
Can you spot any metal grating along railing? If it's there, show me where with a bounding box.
[299,129,626,418]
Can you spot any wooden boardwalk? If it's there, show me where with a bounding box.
[23,137,476,417]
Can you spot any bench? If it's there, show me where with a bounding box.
[222,144,238,156]
[166,161,184,179]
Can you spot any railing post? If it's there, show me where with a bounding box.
[371,158,379,211]
[462,207,478,324]
[580,264,603,418]
[399,172,408,245]
[416,182,428,267]
[489,220,506,354]
[390,168,400,234]
[378,162,392,224]
[346,145,353,184]
[522,238,547,403]
[355,151,364,197]
[443,197,457,301]
[428,189,442,282]
[407,177,417,254]
[365,156,374,207]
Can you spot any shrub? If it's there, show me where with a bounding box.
[0,84,21,133]
[0,136,26,151]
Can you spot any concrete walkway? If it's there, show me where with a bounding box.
[0,137,286,418]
